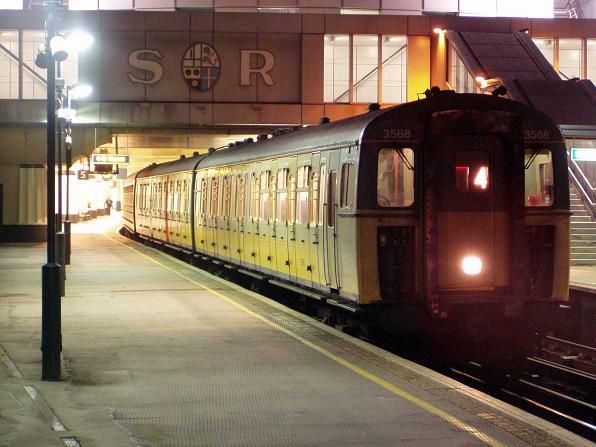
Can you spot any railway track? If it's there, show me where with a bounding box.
[448,335,596,441]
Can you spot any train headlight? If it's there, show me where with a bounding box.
[462,256,482,275]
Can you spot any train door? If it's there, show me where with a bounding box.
[245,167,260,270]
[150,179,159,240]
[257,162,274,273]
[274,160,291,279]
[294,156,313,286]
[195,173,208,254]
[426,134,503,295]
[285,157,298,282]
[237,170,249,266]
[206,173,218,256]
[218,172,232,261]
[324,150,341,291]
[182,175,192,248]
[315,156,328,289]
[228,172,240,263]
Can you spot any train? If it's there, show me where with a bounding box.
[122,90,570,359]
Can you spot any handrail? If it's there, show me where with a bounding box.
[333,43,407,103]
[568,160,596,221]
[0,42,47,87]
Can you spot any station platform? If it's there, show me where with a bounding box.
[0,215,591,447]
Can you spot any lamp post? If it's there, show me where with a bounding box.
[40,0,61,381]
[37,0,94,380]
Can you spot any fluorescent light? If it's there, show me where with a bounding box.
[0,0,23,10]
[70,84,93,99]
[66,31,94,52]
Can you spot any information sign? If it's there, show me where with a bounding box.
[92,154,130,164]
[571,148,596,162]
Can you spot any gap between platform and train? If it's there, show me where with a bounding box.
[103,232,508,447]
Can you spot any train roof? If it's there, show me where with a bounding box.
[132,92,562,178]
[197,110,382,169]
[135,153,207,178]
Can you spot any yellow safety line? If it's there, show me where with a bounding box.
[103,233,507,447]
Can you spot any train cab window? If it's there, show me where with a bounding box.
[525,148,554,206]
[259,171,270,221]
[377,148,414,207]
[340,163,354,208]
[276,169,289,223]
[296,166,310,224]
[454,151,489,193]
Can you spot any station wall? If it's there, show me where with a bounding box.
[0,10,595,232]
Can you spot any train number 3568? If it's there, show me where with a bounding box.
[523,130,549,140]
[382,129,412,139]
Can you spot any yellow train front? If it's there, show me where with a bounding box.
[122,91,570,357]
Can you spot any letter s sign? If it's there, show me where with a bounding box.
[127,49,164,85]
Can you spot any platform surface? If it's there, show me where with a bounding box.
[0,215,591,447]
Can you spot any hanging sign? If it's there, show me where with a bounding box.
[92,154,130,164]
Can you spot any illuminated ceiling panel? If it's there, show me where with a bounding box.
[0,0,23,9]
[497,0,554,18]
[69,0,99,10]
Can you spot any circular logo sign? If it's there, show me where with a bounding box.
[181,42,221,91]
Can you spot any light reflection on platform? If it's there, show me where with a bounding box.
[71,212,122,235]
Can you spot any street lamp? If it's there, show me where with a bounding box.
[35,0,94,381]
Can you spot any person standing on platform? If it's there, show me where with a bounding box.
[105,197,113,216]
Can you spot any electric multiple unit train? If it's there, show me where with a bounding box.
[122,91,570,351]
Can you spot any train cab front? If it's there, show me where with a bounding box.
[361,95,570,357]
[420,101,570,349]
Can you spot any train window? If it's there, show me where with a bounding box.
[259,171,270,221]
[310,172,319,226]
[319,164,327,225]
[454,151,489,193]
[251,175,259,219]
[276,169,289,223]
[296,166,310,224]
[340,163,354,208]
[289,174,296,223]
[237,176,245,219]
[200,179,207,216]
[211,178,219,217]
[223,176,231,218]
[328,171,337,227]
[525,148,554,207]
[377,148,414,207]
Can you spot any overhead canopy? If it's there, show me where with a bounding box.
[446,30,596,127]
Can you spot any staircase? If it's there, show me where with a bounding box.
[570,187,596,266]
